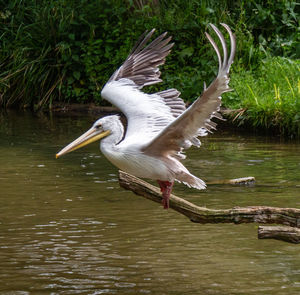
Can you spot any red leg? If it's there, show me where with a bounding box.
[157,180,174,209]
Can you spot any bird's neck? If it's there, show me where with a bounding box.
[100,120,124,154]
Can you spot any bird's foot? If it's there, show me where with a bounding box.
[157,180,174,209]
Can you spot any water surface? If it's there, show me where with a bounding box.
[0,110,299,294]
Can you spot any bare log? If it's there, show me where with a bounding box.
[258,226,300,244]
[206,176,255,185]
[119,171,300,233]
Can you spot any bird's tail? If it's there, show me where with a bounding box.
[175,171,206,190]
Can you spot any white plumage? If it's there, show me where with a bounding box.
[56,24,236,209]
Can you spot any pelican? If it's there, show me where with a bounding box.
[56,24,236,209]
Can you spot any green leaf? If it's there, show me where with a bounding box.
[73,71,80,80]
[179,47,194,58]
[68,33,75,40]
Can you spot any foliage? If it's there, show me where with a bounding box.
[224,57,300,137]
[0,0,299,135]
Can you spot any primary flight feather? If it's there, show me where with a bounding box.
[56,24,236,209]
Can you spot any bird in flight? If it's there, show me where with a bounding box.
[56,24,236,209]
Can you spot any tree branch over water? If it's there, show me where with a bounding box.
[118,171,300,244]
[258,226,300,244]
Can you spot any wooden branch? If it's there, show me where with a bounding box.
[258,226,300,244]
[119,171,300,243]
[206,176,255,185]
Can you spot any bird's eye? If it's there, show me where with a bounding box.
[95,124,101,129]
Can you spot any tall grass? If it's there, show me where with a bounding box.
[224,57,300,137]
[0,0,97,109]
[1,2,65,108]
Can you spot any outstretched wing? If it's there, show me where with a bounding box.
[108,29,173,88]
[142,23,236,158]
[101,30,186,145]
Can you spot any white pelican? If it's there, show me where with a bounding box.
[56,24,236,209]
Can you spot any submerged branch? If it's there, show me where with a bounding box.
[118,171,300,243]
[258,226,300,244]
[206,176,255,185]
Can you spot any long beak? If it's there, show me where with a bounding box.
[56,127,110,159]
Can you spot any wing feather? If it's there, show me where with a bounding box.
[142,24,236,158]
[107,29,174,88]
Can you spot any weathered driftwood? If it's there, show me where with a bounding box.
[119,171,300,243]
[258,226,300,244]
[206,176,255,185]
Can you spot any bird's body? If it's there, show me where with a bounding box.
[99,84,205,186]
[56,24,236,209]
[99,123,169,180]
[106,141,200,184]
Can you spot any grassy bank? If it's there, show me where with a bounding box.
[0,0,299,136]
[224,57,300,137]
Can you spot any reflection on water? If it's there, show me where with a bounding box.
[0,110,300,294]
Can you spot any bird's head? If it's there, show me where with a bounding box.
[56,116,114,159]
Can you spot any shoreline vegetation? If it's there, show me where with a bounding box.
[0,1,299,137]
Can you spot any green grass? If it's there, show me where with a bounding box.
[224,57,300,137]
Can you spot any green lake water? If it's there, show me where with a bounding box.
[0,110,299,294]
